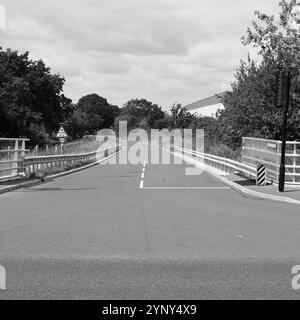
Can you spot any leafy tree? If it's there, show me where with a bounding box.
[152,114,171,130]
[0,48,71,145]
[218,0,300,149]
[119,99,165,130]
[60,94,75,123]
[219,58,283,149]
[113,114,136,133]
[242,0,300,69]
[170,103,196,129]
[76,94,119,134]
[64,109,89,139]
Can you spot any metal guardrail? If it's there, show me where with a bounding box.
[174,147,257,179]
[24,146,119,175]
[177,142,300,186]
[0,141,120,180]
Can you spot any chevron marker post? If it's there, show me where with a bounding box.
[256,164,267,186]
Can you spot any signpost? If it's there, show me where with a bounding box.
[274,3,300,192]
[56,125,68,153]
[275,68,291,193]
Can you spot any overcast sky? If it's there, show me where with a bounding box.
[1,0,280,109]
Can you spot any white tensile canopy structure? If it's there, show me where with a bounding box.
[185,94,225,118]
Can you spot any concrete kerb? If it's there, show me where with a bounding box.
[0,148,123,195]
[173,151,300,205]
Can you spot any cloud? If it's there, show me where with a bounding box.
[1,0,280,109]
[0,4,6,30]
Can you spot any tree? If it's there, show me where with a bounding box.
[218,0,300,149]
[242,0,300,69]
[0,48,71,145]
[218,58,283,149]
[76,94,119,134]
[152,114,171,130]
[119,99,165,130]
[170,103,195,129]
[64,109,89,139]
[60,94,75,123]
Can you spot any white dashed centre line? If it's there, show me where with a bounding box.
[139,161,146,189]
[139,180,144,189]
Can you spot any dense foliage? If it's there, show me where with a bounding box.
[65,94,120,139]
[218,0,300,149]
[0,48,73,144]
[114,99,165,131]
[0,48,120,145]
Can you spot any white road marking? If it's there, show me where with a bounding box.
[235,235,244,238]
[139,162,146,189]
[138,156,230,191]
[142,187,231,190]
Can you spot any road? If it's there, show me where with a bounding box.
[0,148,300,299]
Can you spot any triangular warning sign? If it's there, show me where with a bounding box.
[56,126,68,138]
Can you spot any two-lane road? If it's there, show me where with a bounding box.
[0,148,300,299]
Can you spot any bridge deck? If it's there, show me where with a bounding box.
[0,148,300,299]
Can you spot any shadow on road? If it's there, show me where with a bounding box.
[17,187,99,192]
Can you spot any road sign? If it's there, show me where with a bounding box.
[290,3,300,32]
[59,137,66,144]
[56,126,68,139]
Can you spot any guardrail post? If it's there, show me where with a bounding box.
[14,145,119,180]
[12,140,19,176]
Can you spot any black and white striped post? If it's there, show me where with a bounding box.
[256,164,266,186]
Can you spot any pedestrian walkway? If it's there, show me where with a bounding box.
[226,173,300,202]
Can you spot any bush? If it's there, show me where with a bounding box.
[206,143,241,160]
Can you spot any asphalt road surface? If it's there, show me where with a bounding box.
[0,148,300,299]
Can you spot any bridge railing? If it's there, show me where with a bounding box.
[0,138,120,180]
[0,138,30,179]
[24,146,119,176]
[242,137,300,184]
[174,147,257,179]
[176,140,300,185]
